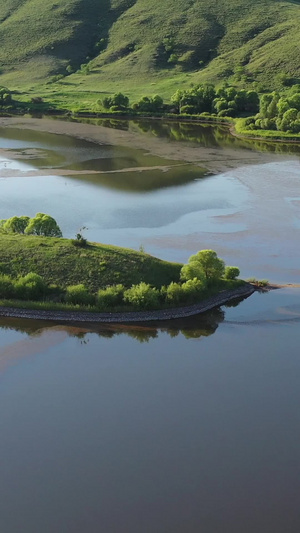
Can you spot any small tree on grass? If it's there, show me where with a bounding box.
[123,282,160,309]
[3,216,30,234]
[224,266,240,280]
[165,282,185,304]
[97,284,124,309]
[25,213,62,237]
[181,250,225,284]
[14,273,48,300]
[65,284,94,306]
[103,93,129,111]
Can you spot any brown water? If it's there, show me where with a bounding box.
[0,120,300,532]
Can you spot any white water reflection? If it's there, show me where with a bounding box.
[0,156,33,172]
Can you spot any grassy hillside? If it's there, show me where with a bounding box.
[1,0,300,108]
[0,234,182,291]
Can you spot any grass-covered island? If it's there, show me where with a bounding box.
[0,214,256,322]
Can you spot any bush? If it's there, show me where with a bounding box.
[71,233,87,247]
[65,284,94,305]
[180,105,195,115]
[0,274,15,298]
[165,282,185,304]
[181,278,204,302]
[102,93,129,111]
[224,266,240,280]
[165,278,203,305]
[123,282,160,309]
[14,272,48,300]
[97,284,124,309]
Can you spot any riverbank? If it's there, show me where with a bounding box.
[0,116,284,174]
[0,284,255,324]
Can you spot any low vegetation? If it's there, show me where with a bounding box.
[0,220,244,313]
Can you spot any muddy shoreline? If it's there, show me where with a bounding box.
[0,116,285,174]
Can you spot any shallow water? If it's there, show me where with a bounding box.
[0,120,300,531]
[0,122,299,282]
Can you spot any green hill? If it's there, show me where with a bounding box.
[0,234,182,292]
[0,0,300,107]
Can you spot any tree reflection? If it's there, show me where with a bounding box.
[0,306,225,343]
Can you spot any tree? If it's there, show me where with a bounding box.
[25,213,62,237]
[123,282,160,309]
[183,250,225,283]
[103,93,129,111]
[0,87,12,106]
[245,90,259,113]
[3,216,30,234]
[181,261,206,282]
[133,95,164,113]
[224,266,240,280]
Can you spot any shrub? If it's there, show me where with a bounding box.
[181,278,204,302]
[71,233,87,247]
[65,284,94,305]
[224,266,240,280]
[180,105,195,115]
[0,274,15,298]
[123,282,160,309]
[102,93,129,111]
[165,282,185,304]
[97,284,124,309]
[14,272,48,300]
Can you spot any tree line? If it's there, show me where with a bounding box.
[102,84,260,117]
[242,85,300,134]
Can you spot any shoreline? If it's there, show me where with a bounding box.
[0,285,255,325]
[0,116,286,175]
[2,110,300,146]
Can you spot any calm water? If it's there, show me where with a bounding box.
[0,121,299,281]
[0,120,300,531]
[0,289,300,532]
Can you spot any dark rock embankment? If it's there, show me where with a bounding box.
[0,285,255,324]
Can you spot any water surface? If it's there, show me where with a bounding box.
[0,289,299,532]
[0,121,299,282]
[0,120,299,532]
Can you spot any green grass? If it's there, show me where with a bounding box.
[0,234,182,292]
[0,279,246,314]
[1,0,300,109]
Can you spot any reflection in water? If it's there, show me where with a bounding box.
[71,116,300,155]
[0,306,225,348]
[0,307,226,373]
[67,164,207,192]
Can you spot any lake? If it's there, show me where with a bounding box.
[0,117,299,532]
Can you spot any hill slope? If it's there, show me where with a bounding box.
[0,0,300,103]
[0,234,182,291]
